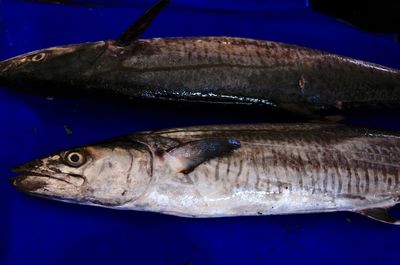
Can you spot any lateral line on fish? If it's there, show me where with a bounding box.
[118,63,294,73]
[349,158,400,169]
[150,125,340,135]
[238,140,400,159]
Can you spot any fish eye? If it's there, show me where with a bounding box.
[64,151,86,167]
[31,53,46,62]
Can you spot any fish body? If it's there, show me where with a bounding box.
[12,123,400,224]
[1,0,400,114]
[1,37,400,112]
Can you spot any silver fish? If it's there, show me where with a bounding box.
[11,123,400,224]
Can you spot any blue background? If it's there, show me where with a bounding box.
[1,0,400,264]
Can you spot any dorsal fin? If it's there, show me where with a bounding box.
[357,207,400,225]
[117,0,171,46]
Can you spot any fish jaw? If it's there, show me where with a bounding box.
[11,162,86,201]
[11,175,48,193]
[0,58,15,87]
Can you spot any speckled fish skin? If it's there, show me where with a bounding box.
[11,124,400,221]
[1,37,400,112]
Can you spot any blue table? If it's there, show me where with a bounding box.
[1,1,400,264]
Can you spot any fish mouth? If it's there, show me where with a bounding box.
[11,166,86,192]
[0,54,26,73]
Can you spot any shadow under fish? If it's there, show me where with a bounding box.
[1,0,400,118]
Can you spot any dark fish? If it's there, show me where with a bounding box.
[1,0,400,116]
[11,123,400,224]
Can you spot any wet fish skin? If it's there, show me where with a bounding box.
[11,123,400,223]
[98,37,400,110]
[0,41,107,93]
[1,37,400,111]
[2,0,400,113]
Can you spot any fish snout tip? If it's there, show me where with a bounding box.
[12,164,28,175]
[9,175,28,190]
[10,164,24,187]
[12,159,42,174]
[9,175,20,187]
[10,162,45,191]
[10,162,27,180]
[9,174,47,192]
[0,60,11,75]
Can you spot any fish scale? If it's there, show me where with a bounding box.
[10,123,400,223]
[108,37,399,104]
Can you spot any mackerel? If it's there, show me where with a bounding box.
[0,0,399,115]
[11,123,400,224]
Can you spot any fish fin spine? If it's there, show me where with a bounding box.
[117,0,171,46]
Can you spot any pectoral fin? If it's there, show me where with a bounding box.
[165,138,241,174]
[357,207,400,225]
[117,0,171,45]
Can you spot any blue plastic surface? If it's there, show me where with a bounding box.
[1,1,400,264]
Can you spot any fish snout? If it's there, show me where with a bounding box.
[11,158,86,193]
[10,175,47,192]
[0,57,20,75]
[0,58,20,86]
[0,61,13,74]
[0,61,9,85]
[9,175,22,188]
[12,159,43,174]
[10,160,46,192]
[0,56,31,84]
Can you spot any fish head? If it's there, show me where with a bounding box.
[0,41,107,93]
[11,141,153,208]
